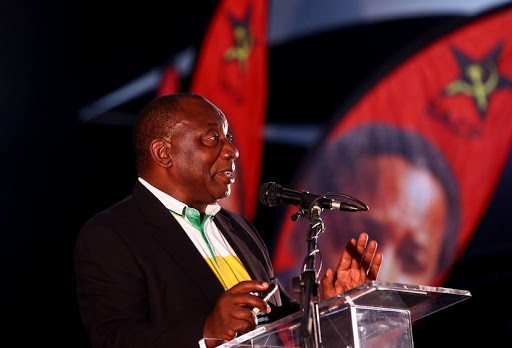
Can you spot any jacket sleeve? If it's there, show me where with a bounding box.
[75,212,206,348]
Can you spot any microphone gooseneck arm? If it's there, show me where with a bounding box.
[296,204,324,348]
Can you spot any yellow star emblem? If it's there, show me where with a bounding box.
[224,7,254,70]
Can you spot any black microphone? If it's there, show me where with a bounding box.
[258,182,368,212]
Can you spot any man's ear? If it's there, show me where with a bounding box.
[150,139,173,168]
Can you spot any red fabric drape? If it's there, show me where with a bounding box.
[190,0,268,221]
[273,6,512,288]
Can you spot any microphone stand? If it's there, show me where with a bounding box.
[292,204,325,348]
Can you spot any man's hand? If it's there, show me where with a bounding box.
[203,281,271,346]
[321,232,383,300]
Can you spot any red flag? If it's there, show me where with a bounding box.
[273,5,512,293]
[157,65,180,97]
[190,0,268,221]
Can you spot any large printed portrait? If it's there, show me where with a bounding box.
[273,124,461,297]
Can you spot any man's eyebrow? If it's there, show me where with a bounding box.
[205,121,222,128]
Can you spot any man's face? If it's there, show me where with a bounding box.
[167,98,239,209]
[321,155,448,286]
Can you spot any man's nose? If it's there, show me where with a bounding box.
[222,141,239,160]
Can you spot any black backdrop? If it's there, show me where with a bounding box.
[2,1,511,346]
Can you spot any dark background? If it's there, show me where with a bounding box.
[2,1,511,346]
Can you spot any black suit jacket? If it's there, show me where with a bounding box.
[75,181,297,348]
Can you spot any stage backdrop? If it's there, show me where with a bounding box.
[189,0,268,222]
[272,4,512,296]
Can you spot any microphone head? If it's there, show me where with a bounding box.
[258,182,282,206]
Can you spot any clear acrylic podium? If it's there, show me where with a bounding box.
[209,281,471,348]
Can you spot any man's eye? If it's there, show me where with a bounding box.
[213,134,220,141]
[227,133,233,142]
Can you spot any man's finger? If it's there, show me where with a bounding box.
[350,232,368,269]
[230,306,258,331]
[228,280,269,294]
[368,252,383,280]
[359,239,378,272]
[321,268,337,299]
[336,237,356,271]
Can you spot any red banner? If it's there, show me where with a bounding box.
[273,6,512,294]
[190,0,268,221]
[156,65,180,97]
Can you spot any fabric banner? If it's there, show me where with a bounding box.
[272,5,512,296]
[190,0,268,222]
[156,65,180,97]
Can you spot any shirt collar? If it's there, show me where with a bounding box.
[138,177,221,216]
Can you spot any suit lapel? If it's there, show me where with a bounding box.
[213,213,270,284]
[132,182,224,304]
